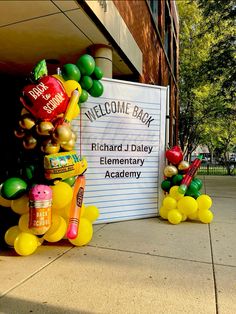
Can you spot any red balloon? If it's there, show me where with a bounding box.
[166,146,183,165]
[20,76,69,121]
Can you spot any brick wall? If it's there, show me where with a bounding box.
[113,0,179,146]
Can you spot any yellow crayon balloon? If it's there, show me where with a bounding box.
[71,103,80,119]
[64,89,80,123]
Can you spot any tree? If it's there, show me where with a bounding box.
[177,1,215,158]
[177,0,236,163]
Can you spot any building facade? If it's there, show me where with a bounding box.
[81,0,179,146]
[0,0,179,147]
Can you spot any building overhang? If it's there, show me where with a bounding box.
[0,0,142,78]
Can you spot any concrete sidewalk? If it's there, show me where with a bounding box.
[0,176,235,314]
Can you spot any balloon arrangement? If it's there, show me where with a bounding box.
[0,54,104,256]
[160,146,214,225]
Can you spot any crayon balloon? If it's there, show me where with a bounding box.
[64,89,80,123]
[178,155,203,195]
[66,175,85,239]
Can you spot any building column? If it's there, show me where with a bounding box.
[88,44,113,78]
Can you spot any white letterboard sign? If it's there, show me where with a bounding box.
[72,78,167,223]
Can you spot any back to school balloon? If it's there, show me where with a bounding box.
[20,76,69,121]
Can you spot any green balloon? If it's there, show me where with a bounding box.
[161,180,172,192]
[63,176,76,187]
[172,174,183,185]
[24,165,35,181]
[186,189,201,199]
[92,66,103,80]
[89,80,104,97]
[79,89,89,103]
[62,63,81,81]
[192,177,203,190]
[185,181,199,198]
[1,177,27,200]
[80,76,93,91]
[76,54,95,76]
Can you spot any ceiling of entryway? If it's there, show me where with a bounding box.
[0,0,133,77]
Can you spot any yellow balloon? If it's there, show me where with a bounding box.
[44,214,67,242]
[18,213,33,233]
[181,213,187,221]
[188,211,198,220]
[198,210,214,224]
[63,80,82,97]
[52,74,65,84]
[51,182,73,211]
[168,209,182,225]
[71,104,80,120]
[163,196,177,210]
[11,194,29,215]
[68,218,93,246]
[4,226,21,246]
[83,205,99,222]
[197,195,213,211]
[0,195,12,207]
[14,232,39,256]
[177,196,198,216]
[159,206,169,219]
[169,186,184,201]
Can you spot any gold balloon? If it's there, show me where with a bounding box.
[14,128,25,139]
[61,139,75,151]
[23,135,37,150]
[178,160,190,172]
[70,130,77,142]
[41,138,60,155]
[164,165,178,177]
[53,124,72,144]
[21,108,30,115]
[19,115,36,130]
[36,121,54,136]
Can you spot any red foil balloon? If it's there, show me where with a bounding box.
[20,76,69,121]
[165,146,183,165]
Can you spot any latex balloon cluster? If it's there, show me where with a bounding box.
[0,55,104,256]
[160,146,214,225]
[15,56,104,154]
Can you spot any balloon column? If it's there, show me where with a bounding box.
[160,146,214,225]
[1,55,103,256]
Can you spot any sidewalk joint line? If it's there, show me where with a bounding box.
[0,246,74,299]
[88,244,213,265]
[208,224,219,314]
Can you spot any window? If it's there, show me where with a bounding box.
[173,38,177,78]
[147,0,159,24]
[164,3,171,61]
